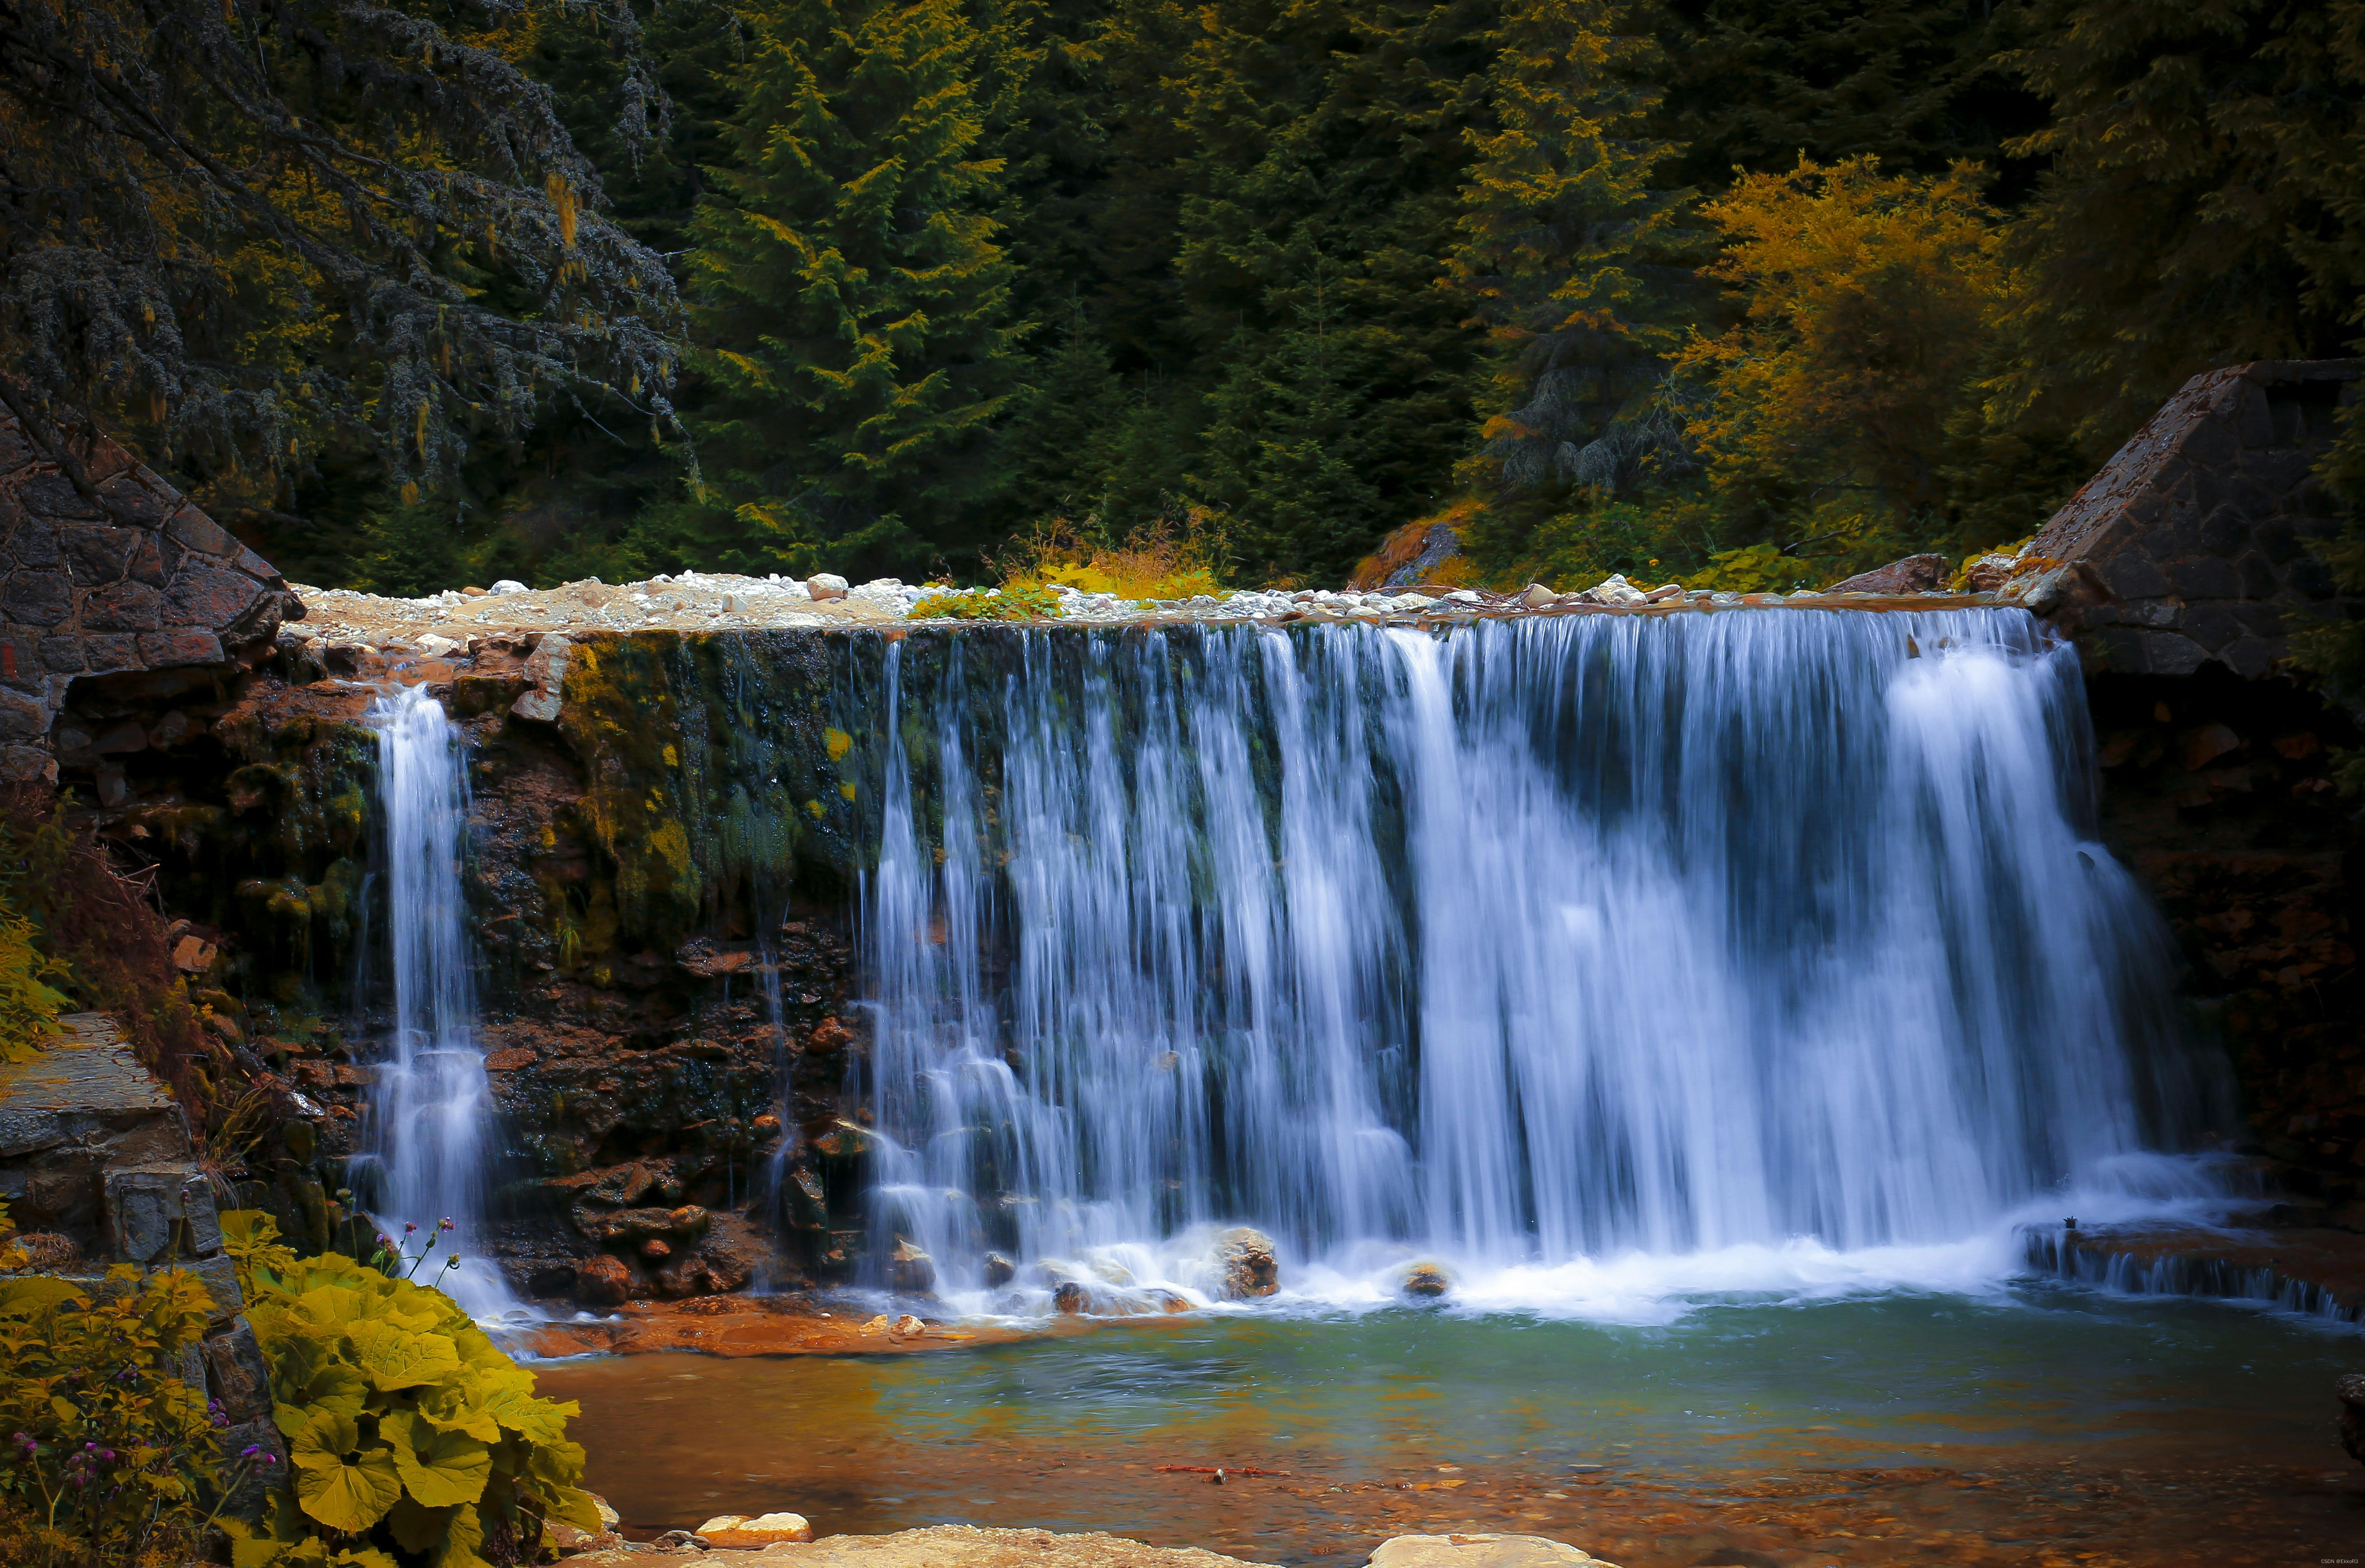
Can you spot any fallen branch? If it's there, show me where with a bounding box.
[1155,1465,1289,1478]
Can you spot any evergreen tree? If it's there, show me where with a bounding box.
[1190,277,1390,581]
[1160,0,1496,576]
[655,0,1024,577]
[1450,0,1693,549]
[1992,0,2365,458]
[1657,0,2041,190]
[995,304,1129,527]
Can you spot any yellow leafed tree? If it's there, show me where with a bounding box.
[1676,156,2008,548]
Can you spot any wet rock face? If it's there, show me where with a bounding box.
[2089,668,2364,1219]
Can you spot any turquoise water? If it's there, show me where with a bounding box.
[543,1285,2361,1561]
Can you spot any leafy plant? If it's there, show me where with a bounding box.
[1684,542,1814,593]
[0,894,69,1065]
[995,511,1232,601]
[0,1266,262,1568]
[218,1212,598,1568]
[910,583,1066,622]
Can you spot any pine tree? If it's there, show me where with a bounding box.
[659,0,1024,577]
[1191,276,1389,582]
[1161,0,1496,577]
[1656,0,2041,190]
[995,304,1129,528]
[1992,0,2365,458]
[1450,0,1693,516]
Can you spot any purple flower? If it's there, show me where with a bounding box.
[404,1222,418,1234]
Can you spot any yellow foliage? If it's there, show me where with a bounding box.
[1676,156,2008,523]
[0,898,69,1066]
[996,509,1230,602]
[217,1211,598,1566]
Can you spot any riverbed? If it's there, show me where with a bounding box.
[536,1285,2362,1566]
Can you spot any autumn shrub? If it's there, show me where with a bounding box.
[0,792,209,1099]
[0,1265,253,1568]
[996,510,1231,601]
[0,891,69,1065]
[218,1212,599,1568]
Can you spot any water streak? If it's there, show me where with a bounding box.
[362,683,517,1319]
[850,608,2229,1312]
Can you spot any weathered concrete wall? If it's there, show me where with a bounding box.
[0,409,300,786]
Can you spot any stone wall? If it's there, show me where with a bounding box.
[0,408,301,785]
[2012,358,2362,677]
[0,1013,281,1479]
[1987,358,2365,1222]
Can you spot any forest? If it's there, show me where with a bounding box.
[2,0,2361,599]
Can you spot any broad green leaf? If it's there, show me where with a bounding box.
[388,1410,491,1507]
[350,1319,460,1391]
[275,1337,369,1418]
[480,1383,571,1444]
[294,1444,400,1533]
[292,1282,373,1329]
[229,1536,285,1568]
[385,1494,456,1555]
[417,1384,502,1444]
[524,1436,585,1488]
[542,1483,603,1532]
[332,1550,399,1568]
[432,1502,491,1568]
[290,1409,360,1472]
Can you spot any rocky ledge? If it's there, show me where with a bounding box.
[2024,1215,2365,1321]
[559,1525,1618,1568]
[279,569,2006,663]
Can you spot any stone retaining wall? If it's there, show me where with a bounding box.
[1,1012,281,1480]
[2017,358,2361,677]
[0,409,301,784]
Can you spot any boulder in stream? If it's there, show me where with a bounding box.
[1401,1261,1452,1299]
[888,1236,938,1294]
[1213,1227,1279,1299]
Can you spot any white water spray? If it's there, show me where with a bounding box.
[852,608,2231,1316]
[362,683,518,1319]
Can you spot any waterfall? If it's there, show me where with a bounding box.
[361,683,517,1319]
[850,608,2230,1312]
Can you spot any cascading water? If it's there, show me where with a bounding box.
[361,683,517,1319]
[850,607,2233,1316]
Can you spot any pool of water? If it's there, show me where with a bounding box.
[538,1284,2363,1566]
